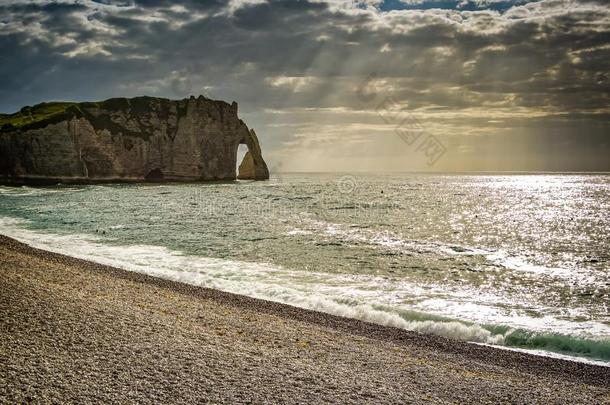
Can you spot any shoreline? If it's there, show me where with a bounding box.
[0,177,250,187]
[1,234,609,402]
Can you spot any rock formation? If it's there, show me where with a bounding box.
[0,96,269,185]
[237,129,268,180]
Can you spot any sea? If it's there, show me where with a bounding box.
[1,173,608,364]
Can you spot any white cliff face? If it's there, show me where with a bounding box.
[0,96,269,184]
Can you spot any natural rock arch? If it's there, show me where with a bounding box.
[0,96,270,185]
[236,128,269,180]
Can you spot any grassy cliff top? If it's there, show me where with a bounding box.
[0,96,227,133]
[0,102,77,131]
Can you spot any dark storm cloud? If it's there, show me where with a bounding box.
[1,0,607,109]
[0,0,608,170]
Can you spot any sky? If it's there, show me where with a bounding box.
[1,0,609,172]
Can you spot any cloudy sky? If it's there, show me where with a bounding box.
[1,0,609,172]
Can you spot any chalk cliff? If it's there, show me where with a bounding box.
[0,96,269,185]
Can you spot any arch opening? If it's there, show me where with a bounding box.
[236,143,249,178]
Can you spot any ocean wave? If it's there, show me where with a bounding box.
[0,185,87,197]
[299,218,605,285]
[487,326,610,362]
[1,216,608,364]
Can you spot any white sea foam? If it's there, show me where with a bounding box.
[0,186,86,197]
[0,216,506,345]
[285,228,312,236]
[1,216,609,362]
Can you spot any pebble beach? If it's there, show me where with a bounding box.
[1,235,609,404]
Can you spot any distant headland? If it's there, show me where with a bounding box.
[0,96,269,185]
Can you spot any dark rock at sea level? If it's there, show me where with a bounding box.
[0,96,269,185]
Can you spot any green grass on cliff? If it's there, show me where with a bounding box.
[0,96,214,134]
[0,102,77,131]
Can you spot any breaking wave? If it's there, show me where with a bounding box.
[1,216,608,364]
